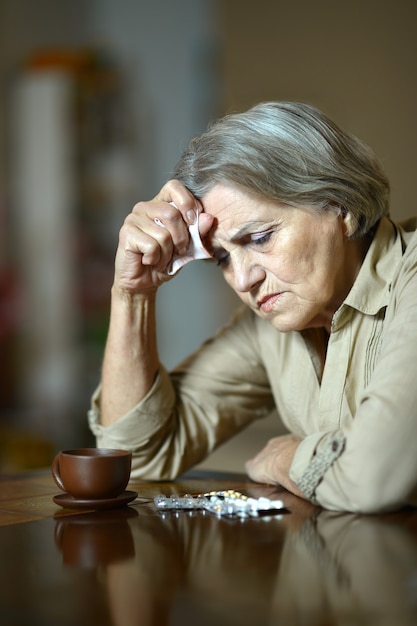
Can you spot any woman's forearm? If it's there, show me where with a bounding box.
[100,288,159,426]
[98,181,214,427]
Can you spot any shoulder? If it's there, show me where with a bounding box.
[394,217,417,272]
[387,217,417,308]
[396,216,417,251]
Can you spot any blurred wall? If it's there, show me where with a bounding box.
[0,0,239,453]
[219,0,417,220]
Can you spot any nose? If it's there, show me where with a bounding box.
[229,254,265,293]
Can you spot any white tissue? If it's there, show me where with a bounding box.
[154,203,212,275]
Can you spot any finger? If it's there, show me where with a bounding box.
[156,179,195,209]
[129,201,189,264]
[245,459,266,484]
[198,212,215,237]
[120,212,174,272]
[156,180,201,225]
[148,204,190,256]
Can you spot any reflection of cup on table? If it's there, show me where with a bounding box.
[51,448,132,499]
[54,508,137,568]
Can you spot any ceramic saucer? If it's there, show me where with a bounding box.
[53,490,138,510]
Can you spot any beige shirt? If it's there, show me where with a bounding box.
[89,217,417,513]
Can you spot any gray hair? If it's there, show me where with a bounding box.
[172,101,390,237]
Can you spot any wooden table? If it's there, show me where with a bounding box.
[1,470,417,625]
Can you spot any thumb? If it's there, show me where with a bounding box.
[198,212,215,237]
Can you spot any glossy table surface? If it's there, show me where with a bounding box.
[1,469,417,625]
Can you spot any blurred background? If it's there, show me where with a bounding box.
[0,0,416,472]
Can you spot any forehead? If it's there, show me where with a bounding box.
[202,184,255,215]
[202,184,283,245]
[203,184,269,225]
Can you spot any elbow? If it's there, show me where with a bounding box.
[130,454,183,482]
[345,493,404,515]
[314,466,416,514]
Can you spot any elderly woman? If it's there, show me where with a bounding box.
[89,102,417,513]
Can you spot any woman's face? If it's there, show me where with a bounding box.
[203,184,361,333]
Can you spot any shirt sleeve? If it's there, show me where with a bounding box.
[88,307,276,479]
[88,366,176,452]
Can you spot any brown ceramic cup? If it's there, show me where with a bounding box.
[51,448,132,499]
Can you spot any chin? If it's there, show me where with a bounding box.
[270,319,302,333]
[253,305,316,333]
[269,313,317,333]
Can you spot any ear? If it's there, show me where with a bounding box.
[342,211,358,238]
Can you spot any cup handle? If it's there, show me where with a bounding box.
[51,454,65,492]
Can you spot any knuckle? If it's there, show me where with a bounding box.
[156,204,178,223]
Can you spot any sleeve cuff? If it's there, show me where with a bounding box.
[290,430,346,502]
[87,365,175,449]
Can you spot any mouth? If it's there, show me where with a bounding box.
[257,293,283,313]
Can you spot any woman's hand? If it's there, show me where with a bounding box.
[113,179,214,297]
[245,434,305,498]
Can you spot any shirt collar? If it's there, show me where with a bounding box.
[343,217,404,315]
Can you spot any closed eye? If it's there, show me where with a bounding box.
[216,252,230,267]
[214,230,273,266]
[250,230,273,246]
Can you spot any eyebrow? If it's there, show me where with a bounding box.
[229,221,264,242]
